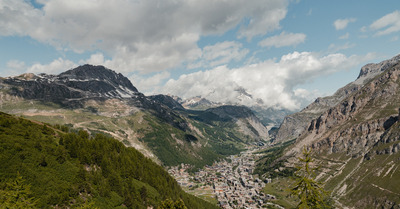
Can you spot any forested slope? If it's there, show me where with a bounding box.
[0,112,218,208]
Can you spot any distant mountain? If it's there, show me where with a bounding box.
[176,95,291,128]
[0,64,269,169]
[178,96,221,110]
[3,64,139,108]
[202,105,269,140]
[148,94,185,110]
[275,54,400,144]
[258,54,400,208]
[250,106,294,126]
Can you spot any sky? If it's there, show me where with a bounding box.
[1,0,400,110]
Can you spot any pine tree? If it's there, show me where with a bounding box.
[157,198,188,209]
[140,186,148,205]
[290,147,330,209]
[75,199,99,209]
[0,173,37,209]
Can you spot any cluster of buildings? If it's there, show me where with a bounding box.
[168,147,275,208]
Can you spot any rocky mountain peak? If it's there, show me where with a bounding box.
[179,96,221,110]
[356,54,400,81]
[278,58,400,208]
[58,64,138,93]
[2,64,140,107]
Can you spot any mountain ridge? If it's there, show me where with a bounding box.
[2,65,140,108]
[0,64,270,169]
[260,55,400,208]
[275,54,400,144]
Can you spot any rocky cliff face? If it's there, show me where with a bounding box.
[275,55,400,144]
[356,54,400,80]
[2,65,139,108]
[293,62,400,153]
[283,57,400,208]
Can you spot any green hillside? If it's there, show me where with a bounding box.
[0,112,218,208]
[0,95,247,169]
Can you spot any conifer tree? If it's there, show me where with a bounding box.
[290,147,330,209]
[75,199,99,209]
[0,173,37,209]
[157,198,187,209]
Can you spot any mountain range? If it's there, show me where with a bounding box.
[3,54,400,208]
[172,95,292,127]
[0,64,269,168]
[275,54,400,144]
[257,54,400,208]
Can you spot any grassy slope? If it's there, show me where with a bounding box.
[0,94,247,169]
[0,112,219,208]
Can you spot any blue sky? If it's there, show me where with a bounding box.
[0,0,399,110]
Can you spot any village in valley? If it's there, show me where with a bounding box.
[168,146,278,209]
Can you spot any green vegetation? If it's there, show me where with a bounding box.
[2,96,247,170]
[290,148,331,209]
[254,140,296,178]
[0,173,38,208]
[0,112,218,208]
[157,199,187,209]
[263,178,298,208]
[140,114,222,168]
[138,109,247,169]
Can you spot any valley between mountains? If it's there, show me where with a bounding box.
[1,55,400,208]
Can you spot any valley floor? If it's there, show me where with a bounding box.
[168,146,276,208]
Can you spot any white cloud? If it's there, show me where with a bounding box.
[339,32,349,39]
[161,52,373,110]
[0,1,42,36]
[258,31,306,48]
[189,41,249,69]
[360,26,367,33]
[129,71,171,94]
[1,60,27,76]
[27,58,77,74]
[0,0,288,73]
[81,53,106,66]
[294,88,313,98]
[236,1,288,40]
[333,18,356,30]
[370,10,400,36]
[293,88,322,107]
[328,42,356,53]
[6,60,26,71]
[307,9,312,16]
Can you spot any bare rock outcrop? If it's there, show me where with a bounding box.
[281,57,400,208]
[275,54,400,144]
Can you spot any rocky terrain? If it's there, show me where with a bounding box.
[274,55,400,208]
[0,64,269,168]
[275,54,400,144]
[3,65,139,108]
[177,96,221,110]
